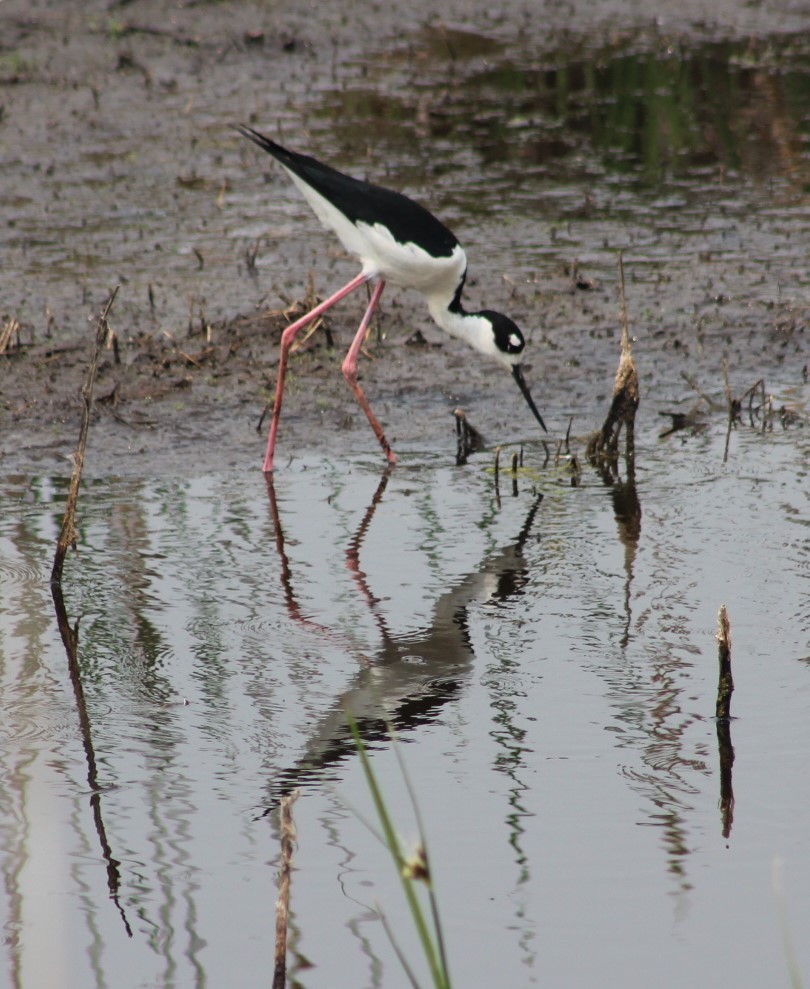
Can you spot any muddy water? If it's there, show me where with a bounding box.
[1,5,810,989]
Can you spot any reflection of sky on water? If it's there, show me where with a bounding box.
[0,413,807,986]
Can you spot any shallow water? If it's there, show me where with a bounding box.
[1,404,808,988]
[2,7,810,988]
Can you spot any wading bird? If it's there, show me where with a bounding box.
[237,126,547,471]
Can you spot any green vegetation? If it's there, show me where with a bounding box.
[348,713,452,989]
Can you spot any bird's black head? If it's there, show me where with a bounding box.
[482,310,526,359]
[479,311,547,434]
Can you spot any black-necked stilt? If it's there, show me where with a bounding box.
[237,125,547,472]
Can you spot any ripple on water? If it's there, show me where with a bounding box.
[0,557,46,587]
[0,687,81,748]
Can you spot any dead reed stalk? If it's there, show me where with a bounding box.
[273,789,300,989]
[715,604,735,837]
[715,604,734,720]
[0,317,21,354]
[51,286,120,587]
[587,254,639,461]
[453,407,485,464]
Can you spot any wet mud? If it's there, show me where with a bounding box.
[1,0,808,476]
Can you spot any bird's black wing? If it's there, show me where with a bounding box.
[237,125,459,259]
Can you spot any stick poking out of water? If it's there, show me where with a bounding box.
[715,604,734,721]
[453,407,485,465]
[587,254,639,460]
[51,286,119,587]
[715,604,735,837]
[274,789,300,989]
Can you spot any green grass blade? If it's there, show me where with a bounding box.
[346,711,451,989]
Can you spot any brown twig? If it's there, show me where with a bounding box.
[289,314,325,352]
[47,285,132,933]
[587,253,639,464]
[0,317,21,354]
[680,370,724,412]
[51,287,120,587]
[453,407,485,464]
[715,604,734,721]
[286,276,331,353]
[510,451,519,496]
[715,604,735,838]
[245,236,261,273]
[274,789,300,989]
[161,330,204,368]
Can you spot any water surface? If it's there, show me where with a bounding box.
[1,406,808,987]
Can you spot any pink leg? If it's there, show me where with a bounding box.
[341,280,397,465]
[263,270,371,472]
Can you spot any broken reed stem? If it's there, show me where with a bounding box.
[0,316,21,354]
[715,604,734,720]
[51,286,120,588]
[587,253,639,462]
[493,447,502,507]
[618,252,629,352]
[273,789,300,989]
[613,253,637,460]
[715,604,735,837]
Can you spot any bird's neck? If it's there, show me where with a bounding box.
[427,295,500,362]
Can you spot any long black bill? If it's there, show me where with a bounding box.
[512,364,547,433]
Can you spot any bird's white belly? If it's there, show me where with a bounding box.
[357,221,466,295]
[286,168,466,297]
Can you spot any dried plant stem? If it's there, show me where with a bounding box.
[0,316,20,354]
[587,253,639,461]
[715,604,735,838]
[51,286,119,587]
[715,604,734,720]
[273,789,300,989]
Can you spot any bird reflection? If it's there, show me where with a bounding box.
[261,472,543,813]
